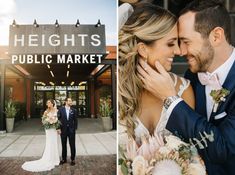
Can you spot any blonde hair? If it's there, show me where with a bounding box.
[119,3,177,138]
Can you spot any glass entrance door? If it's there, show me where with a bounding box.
[78,91,87,117]
[34,91,54,117]
[55,86,66,108]
[33,83,88,118]
[34,91,44,117]
[45,91,54,101]
[67,91,78,115]
[67,90,88,117]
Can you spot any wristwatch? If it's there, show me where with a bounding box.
[163,95,180,110]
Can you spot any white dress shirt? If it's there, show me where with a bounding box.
[205,48,235,120]
[166,48,235,121]
[65,106,70,120]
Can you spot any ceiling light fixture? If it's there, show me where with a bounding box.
[50,71,54,77]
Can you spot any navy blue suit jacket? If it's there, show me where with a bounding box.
[166,61,235,175]
[58,106,78,135]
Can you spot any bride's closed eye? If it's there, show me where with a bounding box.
[167,39,178,47]
[167,43,175,47]
[166,37,178,47]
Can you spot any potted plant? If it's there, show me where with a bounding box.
[99,97,113,131]
[5,101,17,133]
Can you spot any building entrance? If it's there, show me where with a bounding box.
[33,82,88,118]
[0,45,117,131]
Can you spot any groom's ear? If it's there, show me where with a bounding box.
[209,27,224,46]
[137,42,148,58]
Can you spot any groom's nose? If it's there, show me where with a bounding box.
[174,44,181,55]
[179,42,187,56]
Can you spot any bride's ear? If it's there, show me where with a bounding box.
[137,42,148,59]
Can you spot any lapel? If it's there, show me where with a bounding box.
[69,108,72,119]
[195,81,207,118]
[185,71,207,118]
[210,60,235,118]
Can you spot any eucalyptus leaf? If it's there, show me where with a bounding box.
[121,162,129,175]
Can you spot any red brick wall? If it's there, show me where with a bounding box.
[5,78,25,102]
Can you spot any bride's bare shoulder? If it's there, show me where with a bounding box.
[53,108,58,113]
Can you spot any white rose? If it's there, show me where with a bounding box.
[49,119,54,124]
[52,116,57,123]
[188,163,206,175]
[152,159,182,175]
[132,155,148,175]
[158,146,171,155]
[165,135,188,150]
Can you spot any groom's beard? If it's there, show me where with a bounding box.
[188,40,214,73]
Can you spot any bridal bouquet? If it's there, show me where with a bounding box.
[119,132,214,175]
[41,112,61,129]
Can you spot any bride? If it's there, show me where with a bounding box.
[22,99,60,172]
[119,2,195,147]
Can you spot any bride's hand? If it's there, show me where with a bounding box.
[57,129,61,135]
[43,111,48,116]
[137,59,176,101]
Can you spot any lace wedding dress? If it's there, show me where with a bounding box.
[119,73,190,147]
[22,111,60,172]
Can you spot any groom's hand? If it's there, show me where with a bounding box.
[137,59,176,101]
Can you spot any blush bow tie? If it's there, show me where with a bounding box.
[198,72,222,90]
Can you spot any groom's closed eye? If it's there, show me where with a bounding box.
[179,38,191,45]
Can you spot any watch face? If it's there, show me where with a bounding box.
[164,96,179,109]
[166,99,171,105]
[164,99,171,109]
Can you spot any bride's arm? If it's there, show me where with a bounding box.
[181,84,195,109]
[174,75,195,110]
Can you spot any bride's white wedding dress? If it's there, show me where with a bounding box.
[22,111,60,172]
[119,73,190,146]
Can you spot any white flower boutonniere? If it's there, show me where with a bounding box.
[210,88,230,112]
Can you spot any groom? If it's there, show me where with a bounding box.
[138,1,235,175]
[57,97,77,166]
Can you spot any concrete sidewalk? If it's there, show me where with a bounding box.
[13,118,107,135]
[0,131,116,157]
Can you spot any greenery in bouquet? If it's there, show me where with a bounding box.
[119,131,214,175]
[41,111,61,129]
[99,97,113,117]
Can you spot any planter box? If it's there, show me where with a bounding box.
[6,118,15,133]
[101,117,112,132]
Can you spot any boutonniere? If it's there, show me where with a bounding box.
[210,88,230,112]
